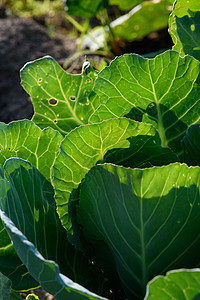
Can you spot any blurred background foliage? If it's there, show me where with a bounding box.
[0,0,175,66]
[1,0,64,18]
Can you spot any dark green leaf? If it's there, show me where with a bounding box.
[1,210,107,300]
[0,272,21,300]
[0,218,38,290]
[170,11,200,61]
[65,0,108,18]
[78,163,200,299]
[0,158,104,296]
[182,124,200,166]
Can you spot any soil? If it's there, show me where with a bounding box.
[0,13,173,300]
[0,16,78,123]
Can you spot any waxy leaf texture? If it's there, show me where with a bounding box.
[90,50,200,157]
[78,163,200,298]
[53,118,176,234]
[145,269,200,299]
[21,57,99,135]
[0,159,106,300]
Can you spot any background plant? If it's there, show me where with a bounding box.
[64,0,174,64]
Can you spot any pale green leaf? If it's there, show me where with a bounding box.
[109,0,142,11]
[53,117,177,233]
[145,268,200,299]
[170,0,200,18]
[78,163,200,299]
[20,57,100,135]
[111,0,172,42]
[90,50,200,157]
[0,120,62,181]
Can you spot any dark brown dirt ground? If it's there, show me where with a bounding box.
[0,16,77,123]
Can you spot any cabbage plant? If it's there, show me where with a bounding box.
[1,1,200,299]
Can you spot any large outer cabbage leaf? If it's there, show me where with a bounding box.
[0,158,107,299]
[0,217,37,290]
[77,163,200,299]
[90,50,200,157]
[1,211,106,300]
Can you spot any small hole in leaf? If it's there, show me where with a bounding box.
[49,98,57,105]
[191,24,195,31]
[54,119,57,123]
[38,78,42,82]
[70,96,76,101]
[8,148,10,151]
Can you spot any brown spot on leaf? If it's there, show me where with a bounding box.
[49,99,57,105]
